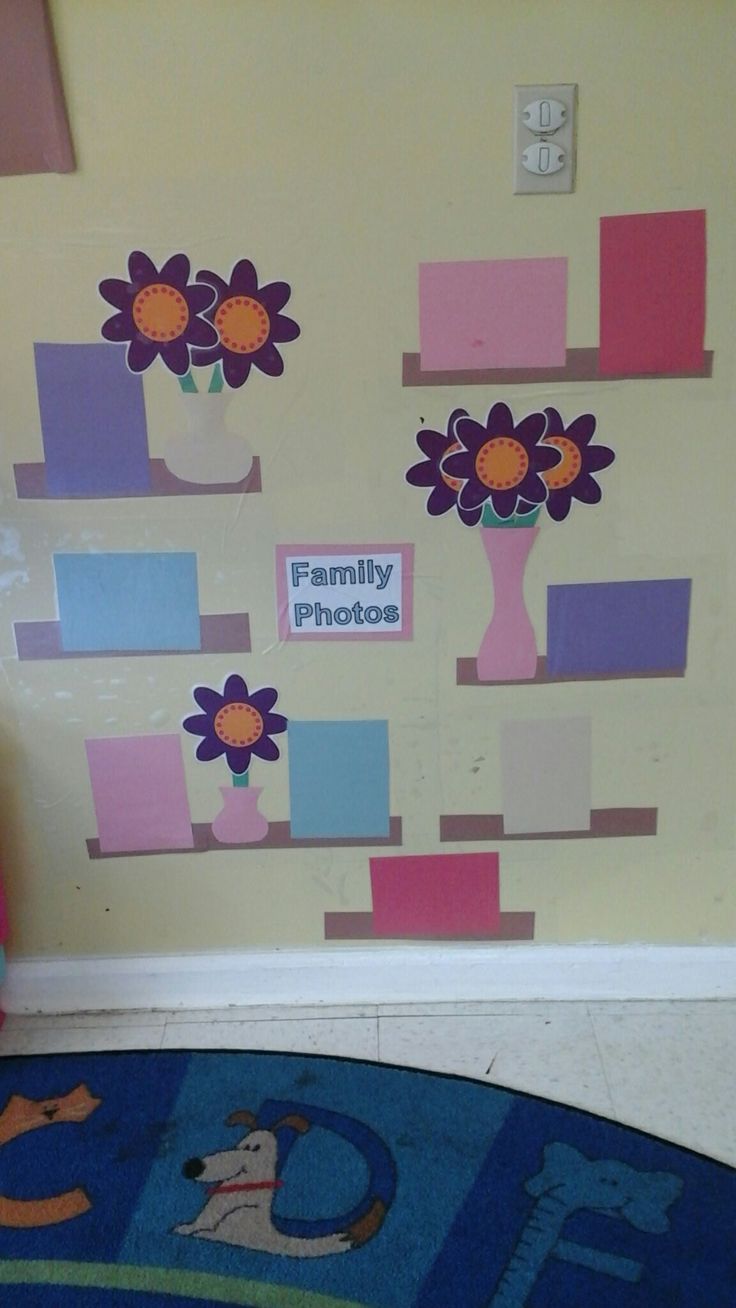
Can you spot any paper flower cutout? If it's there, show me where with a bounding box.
[536,407,616,521]
[99,251,218,376]
[443,403,559,521]
[183,674,287,775]
[405,408,485,526]
[192,259,300,388]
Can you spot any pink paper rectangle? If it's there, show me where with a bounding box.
[369,852,500,938]
[599,210,706,376]
[85,735,194,854]
[419,258,567,371]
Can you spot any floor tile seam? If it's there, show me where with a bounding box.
[167,1012,380,1024]
[373,1011,596,1028]
[162,1015,380,1030]
[369,1015,380,1062]
[586,1002,621,1117]
[3,1019,170,1033]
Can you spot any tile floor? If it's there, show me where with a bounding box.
[1,1000,734,1167]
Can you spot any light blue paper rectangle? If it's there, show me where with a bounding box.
[288,720,390,839]
[55,553,201,652]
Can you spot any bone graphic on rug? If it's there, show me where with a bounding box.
[174,1099,396,1257]
[0,1084,101,1228]
[488,1141,683,1307]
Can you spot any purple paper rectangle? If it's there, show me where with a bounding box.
[547,580,691,677]
[34,343,151,495]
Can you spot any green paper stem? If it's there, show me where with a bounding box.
[231,770,250,787]
[208,362,225,393]
[177,370,198,394]
[480,502,542,528]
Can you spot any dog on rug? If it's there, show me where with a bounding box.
[174,1107,387,1257]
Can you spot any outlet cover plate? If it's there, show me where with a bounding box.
[513,83,577,195]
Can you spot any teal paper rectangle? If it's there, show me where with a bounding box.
[288,720,390,838]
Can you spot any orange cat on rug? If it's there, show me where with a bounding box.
[0,1083,100,1227]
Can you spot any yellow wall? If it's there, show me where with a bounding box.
[0,0,734,956]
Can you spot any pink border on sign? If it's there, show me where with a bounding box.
[275,543,414,642]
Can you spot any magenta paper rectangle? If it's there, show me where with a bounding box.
[599,210,706,375]
[370,852,500,938]
[275,543,413,641]
[419,258,567,371]
[85,735,194,854]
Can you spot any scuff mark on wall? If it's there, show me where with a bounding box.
[0,569,29,592]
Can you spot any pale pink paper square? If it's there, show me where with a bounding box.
[419,258,567,370]
[86,734,194,853]
[370,852,500,938]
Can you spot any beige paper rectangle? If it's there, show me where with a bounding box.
[501,717,592,835]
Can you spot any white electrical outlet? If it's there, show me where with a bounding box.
[513,83,577,195]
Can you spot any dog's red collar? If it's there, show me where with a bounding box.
[207,1180,284,1195]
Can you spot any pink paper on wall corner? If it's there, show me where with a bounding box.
[419,258,567,371]
[0,0,75,177]
[86,734,194,854]
[599,210,706,375]
[0,876,7,943]
[369,852,500,938]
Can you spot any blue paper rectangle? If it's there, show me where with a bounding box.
[35,343,151,495]
[288,720,390,839]
[55,553,201,652]
[547,579,691,676]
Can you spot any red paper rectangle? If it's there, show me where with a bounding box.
[599,210,706,376]
[369,852,500,938]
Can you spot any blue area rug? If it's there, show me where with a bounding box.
[0,1049,733,1305]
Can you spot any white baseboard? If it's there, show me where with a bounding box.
[2,944,736,1015]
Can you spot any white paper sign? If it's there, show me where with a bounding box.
[276,544,413,640]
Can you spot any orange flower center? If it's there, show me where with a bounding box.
[474,437,529,491]
[132,284,189,342]
[215,296,270,354]
[214,702,264,748]
[542,435,582,489]
[440,439,464,491]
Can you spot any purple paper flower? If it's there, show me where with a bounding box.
[183,674,287,775]
[536,408,616,522]
[405,409,484,526]
[99,251,219,376]
[191,259,300,388]
[442,403,559,520]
